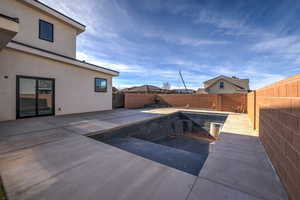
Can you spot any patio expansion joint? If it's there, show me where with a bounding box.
[256,137,284,185]
[0,110,152,138]
[184,174,198,200]
[196,176,268,200]
[12,156,91,196]
[0,137,66,156]
[0,128,78,155]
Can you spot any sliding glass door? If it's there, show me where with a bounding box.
[16,76,55,118]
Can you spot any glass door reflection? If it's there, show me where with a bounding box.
[37,79,54,115]
[17,76,55,118]
[18,78,37,118]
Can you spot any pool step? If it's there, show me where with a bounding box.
[101,137,208,176]
[155,136,210,155]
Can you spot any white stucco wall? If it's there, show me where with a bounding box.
[0,48,113,121]
[0,0,77,58]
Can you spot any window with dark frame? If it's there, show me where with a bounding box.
[95,78,107,92]
[219,81,224,89]
[39,19,54,42]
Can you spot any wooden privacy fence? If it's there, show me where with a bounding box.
[247,74,300,200]
[124,93,247,113]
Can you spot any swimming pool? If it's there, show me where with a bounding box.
[90,112,228,176]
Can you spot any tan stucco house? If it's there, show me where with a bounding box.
[0,0,119,121]
[197,75,250,94]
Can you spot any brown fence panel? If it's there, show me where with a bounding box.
[112,93,124,108]
[248,74,300,200]
[220,94,247,113]
[124,93,247,113]
[124,93,155,109]
[247,91,256,129]
[157,94,218,109]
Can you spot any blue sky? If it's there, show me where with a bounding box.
[42,0,300,90]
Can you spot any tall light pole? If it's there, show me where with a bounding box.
[179,70,187,92]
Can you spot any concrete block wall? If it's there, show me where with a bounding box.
[248,74,300,200]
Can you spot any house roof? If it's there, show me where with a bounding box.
[196,88,208,94]
[21,0,86,34]
[122,85,164,93]
[204,75,249,90]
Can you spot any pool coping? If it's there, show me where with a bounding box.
[85,108,231,137]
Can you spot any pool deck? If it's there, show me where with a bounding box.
[0,108,288,200]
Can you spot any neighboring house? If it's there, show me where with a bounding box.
[196,88,208,94]
[171,89,195,94]
[197,75,250,94]
[122,85,196,94]
[122,85,167,93]
[0,0,119,121]
[112,87,119,94]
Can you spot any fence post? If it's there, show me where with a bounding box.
[253,90,256,130]
[217,94,222,111]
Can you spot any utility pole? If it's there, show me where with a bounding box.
[179,70,187,91]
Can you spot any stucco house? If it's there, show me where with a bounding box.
[0,0,119,121]
[197,75,250,94]
[171,89,195,94]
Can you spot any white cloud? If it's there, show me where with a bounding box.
[76,52,145,73]
[210,66,237,77]
[209,64,286,90]
[176,37,228,46]
[41,0,128,39]
[250,74,284,90]
[195,9,244,30]
[144,31,229,47]
[252,36,299,52]
[252,36,300,65]
[191,8,273,38]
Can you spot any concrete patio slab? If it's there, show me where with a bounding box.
[0,132,195,200]
[0,128,74,154]
[19,149,195,200]
[187,178,262,200]
[208,144,271,170]
[188,113,288,200]
[0,108,288,200]
[0,119,57,138]
[198,153,287,200]
[211,133,266,153]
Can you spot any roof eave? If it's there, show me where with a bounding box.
[7,41,119,76]
[20,0,86,34]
